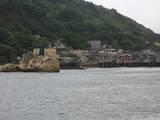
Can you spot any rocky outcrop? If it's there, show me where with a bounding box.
[27,56,43,69]
[0,65,2,71]
[0,56,60,72]
[0,48,60,72]
[0,64,18,72]
[19,53,33,70]
[38,56,60,72]
[26,55,60,72]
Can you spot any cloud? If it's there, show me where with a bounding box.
[86,0,160,33]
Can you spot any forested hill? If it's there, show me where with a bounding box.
[0,0,160,63]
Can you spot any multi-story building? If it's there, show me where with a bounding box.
[71,50,90,63]
[117,53,133,64]
[88,40,102,50]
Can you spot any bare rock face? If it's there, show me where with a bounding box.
[0,65,2,71]
[27,56,43,69]
[0,51,60,72]
[17,53,33,71]
[0,64,18,72]
[38,56,60,72]
[24,55,60,72]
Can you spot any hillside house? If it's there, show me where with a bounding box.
[117,53,133,64]
[88,40,102,50]
[71,50,90,63]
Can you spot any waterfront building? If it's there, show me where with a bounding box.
[105,49,117,57]
[117,53,133,64]
[71,50,90,63]
[60,57,80,69]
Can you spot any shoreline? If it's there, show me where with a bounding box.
[1,66,160,73]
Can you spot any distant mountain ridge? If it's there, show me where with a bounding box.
[0,0,160,63]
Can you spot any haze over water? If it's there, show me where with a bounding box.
[0,68,160,120]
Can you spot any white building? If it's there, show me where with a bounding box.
[88,40,102,50]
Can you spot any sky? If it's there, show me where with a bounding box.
[86,0,160,33]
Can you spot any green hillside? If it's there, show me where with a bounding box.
[0,0,160,63]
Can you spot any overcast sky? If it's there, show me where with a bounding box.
[86,0,160,33]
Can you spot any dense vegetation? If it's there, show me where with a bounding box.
[0,0,160,63]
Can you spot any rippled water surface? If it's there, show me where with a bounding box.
[0,68,160,120]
